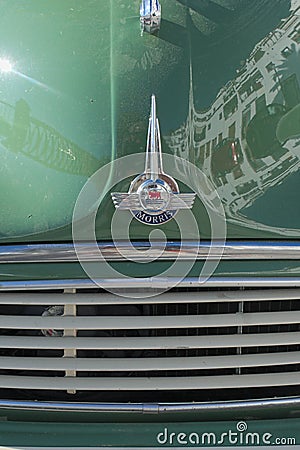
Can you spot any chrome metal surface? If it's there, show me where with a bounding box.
[1,396,300,413]
[111,96,195,224]
[140,0,161,34]
[1,277,300,290]
[147,94,162,180]
[0,241,300,263]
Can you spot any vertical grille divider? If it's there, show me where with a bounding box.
[63,288,77,394]
[236,300,244,375]
[197,301,201,358]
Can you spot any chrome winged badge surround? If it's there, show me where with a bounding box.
[111,96,196,225]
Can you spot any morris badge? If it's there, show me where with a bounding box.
[111,95,195,225]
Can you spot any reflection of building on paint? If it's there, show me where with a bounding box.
[291,0,300,11]
[166,6,300,231]
[0,99,100,176]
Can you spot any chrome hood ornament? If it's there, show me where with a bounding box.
[140,0,161,35]
[111,95,195,225]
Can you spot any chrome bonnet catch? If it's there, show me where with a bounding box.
[140,0,161,34]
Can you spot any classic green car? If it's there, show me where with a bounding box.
[1,0,300,448]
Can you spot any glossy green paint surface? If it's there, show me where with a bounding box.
[0,259,300,282]
[0,417,299,447]
[1,2,300,443]
[0,0,299,243]
[0,2,112,239]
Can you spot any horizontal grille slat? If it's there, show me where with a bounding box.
[1,311,300,329]
[1,372,300,390]
[2,332,300,350]
[0,288,300,305]
[1,351,300,371]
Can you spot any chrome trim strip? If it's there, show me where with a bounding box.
[1,277,300,290]
[0,241,299,263]
[0,397,300,413]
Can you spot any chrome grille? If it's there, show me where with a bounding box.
[0,288,300,401]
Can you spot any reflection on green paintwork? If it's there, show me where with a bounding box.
[0,95,105,237]
[0,99,100,176]
[277,103,300,142]
[0,0,299,241]
[246,104,286,160]
[0,1,114,238]
[211,138,243,181]
[167,1,300,237]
